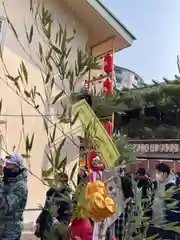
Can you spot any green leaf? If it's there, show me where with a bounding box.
[20,105,24,126]
[6,75,17,82]
[57,156,67,171]
[7,18,18,39]
[25,134,30,153]
[45,151,53,166]
[21,153,31,159]
[70,163,77,180]
[39,43,43,62]
[24,90,31,98]
[0,99,2,114]
[29,25,34,43]
[42,167,53,178]
[36,92,45,106]
[43,118,49,134]
[55,138,66,168]
[45,72,50,84]
[70,112,79,126]
[50,124,56,143]
[21,61,28,83]
[29,133,34,151]
[51,44,62,55]
[52,91,64,104]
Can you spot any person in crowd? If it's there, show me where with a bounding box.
[146,163,180,240]
[176,172,180,186]
[35,172,72,240]
[106,175,134,240]
[134,168,151,200]
[0,154,28,240]
[69,217,93,240]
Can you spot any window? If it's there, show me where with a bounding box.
[134,75,139,81]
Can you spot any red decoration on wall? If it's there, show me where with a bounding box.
[87,151,104,172]
[104,121,112,136]
[103,78,112,96]
[104,54,113,73]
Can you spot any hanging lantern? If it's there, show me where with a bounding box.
[103,78,112,96]
[104,54,113,74]
[87,151,104,173]
[104,121,112,136]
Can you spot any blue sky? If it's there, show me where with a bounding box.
[103,0,180,83]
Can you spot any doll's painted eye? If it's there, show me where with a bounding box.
[108,186,114,192]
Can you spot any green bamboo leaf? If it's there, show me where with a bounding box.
[46,60,52,72]
[46,48,52,61]
[24,90,31,98]
[42,167,53,178]
[36,92,45,106]
[51,44,62,55]
[55,31,59,44]
[46,21,52,39]
[0,99,2,114]
[55,138,66,168]
[20,105,24,126]
[73,26,76,34]
[52,91,64,104]
[6,75,16,81]
[30,0,33,11]
[66,47,72,58]
[39,42,43,62]
[66,36,74,43]
[58,156,67,171]
[25,134,30,153]
[14,81,21,92]
[29,133,34,151]
[51,77,54,90]
[29,25,34,43]
[50,124,56,143]
[21,153,31,159]
[61,25,67,51]
[70,162,77,180]
[45,72,50,84]
[7,18,18,39]
[43,118,48,134]
[21,61,28,83]
[70,112,79,126]
[45,151,53,166]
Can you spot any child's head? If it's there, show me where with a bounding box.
[156,163,170,181]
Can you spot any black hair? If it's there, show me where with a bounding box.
[121,176,134,199]
[125,172,132,179]
[137,168,146,176]
[156,163,170,176]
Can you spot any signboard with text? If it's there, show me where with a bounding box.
[129,142,180,154]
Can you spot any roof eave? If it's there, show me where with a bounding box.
[87,0,136,45]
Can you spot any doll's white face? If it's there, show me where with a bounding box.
[102,168,124,215]
[92,156,101,168]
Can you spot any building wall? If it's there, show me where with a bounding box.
[0,0,88,222]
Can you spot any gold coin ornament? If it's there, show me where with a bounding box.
[85,180,116,222]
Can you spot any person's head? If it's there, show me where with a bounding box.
[2,154,24,179]
[156,163,170,181]
[121,175,134,199]
[137,168,146,176]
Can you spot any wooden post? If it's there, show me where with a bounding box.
[111,47,115,132]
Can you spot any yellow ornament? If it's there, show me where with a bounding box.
[85,180,107,200]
